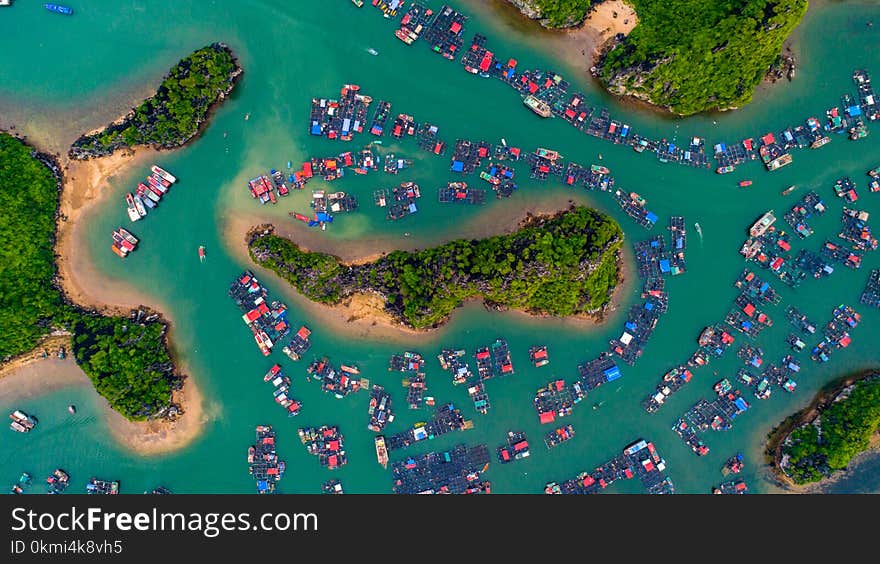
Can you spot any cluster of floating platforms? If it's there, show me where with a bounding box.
[451,138,492,174]
[690,324,736,367]
[263,364,301,417]
[321,479,344,494]
[544,424,575,449]
[375,181,420,220]
[438,348,488,414]
[390,351,427,409]
[386,403,471,451]
[534,379,586,423]
[496,431,530,463]
[282,325,312,361]
[544,439,674,494]
[642,365,693,413]
[248,425,285,494]
[299,425,347,470]
[480,161,517,198]
[228,271,291,356]
[247,169,290,206]
[438,181,486,204]
[391,443,490,495]
[634,217,688,278]
[609,278,667,365]
[46,468,70,494]
[783,191,826,238]
[307,357,364,398]
[86,478,119,495]
[367,385,394,432]
[740,220,809,288]
[309,84,372,140]
[614,190,658,229]
[673,380,751,456]
[860,269,880,308]
[713,480,748,494]
[839,207,877,252]
[811,305,860,363]
[833,176,859,203]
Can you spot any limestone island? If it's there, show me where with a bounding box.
[0,133,184,421]
[767,370,880,488]
[68,42,242,159]
[506,0,807,115]
[248,206,624,330]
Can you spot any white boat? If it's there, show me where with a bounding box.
[125,194,141,222]
[133,194,147,217]
[150,165,177,184]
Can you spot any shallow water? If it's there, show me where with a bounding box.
[1,0,879,494]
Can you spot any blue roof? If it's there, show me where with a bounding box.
[848,105,862,116]
[650,240,659,248]
[645,211,659,223]
[604,367,622,382]
[310,122,322,135]
[734,398,749,411]
[760,282,769,292]
[625,321,636,330]
[451,161,464,172]
[659,259,671,273]
[644,301,654,311]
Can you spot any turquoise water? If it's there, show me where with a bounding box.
[1,0,879,494]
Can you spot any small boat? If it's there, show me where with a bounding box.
[198,245,206,262]
[739,180,753,187]
[125,193,141,222]
[9,410,37,433]
[695,222,703,239]
[44,4,73,15]
[367,47,379,56]
[716,165,735,174]
[523,94,552,118]
[110,244,128,258]
[67,405,76,415]
[782,185,797,196]
[749,210,776,237]
[286,161,292,169]
[375,435,389,469]
[351,0,363,6]
[133,194,147,217]
[118,227,138,247]
[591,164,610,175]
[150,165,177,184]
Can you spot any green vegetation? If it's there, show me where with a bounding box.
[781,375,880,484]
[517,0,593,28]
[70,43,241,159]
[0,134,72,360]
[0,132,181,421]
[598,0,808,115]
[249,207,623,329]
[72,315,181,421]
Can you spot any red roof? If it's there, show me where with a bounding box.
[582,475,595,486]
[624,468,633,479]
[554,380,564,391]
[539,411,556,424]
[762,132,776,145]
[478,147,488,157]
[777,239,791,251]
[297,326,311,339]
[257,303,270,315]
[514,441,528,451]
[501,364,513,373]
[644,461,655,472]
[302,162,313,177]
[328,440,340,451]
[743,303,756,317]
[450,21,462,33]
[501,449,510,461]
[771,257,784,270]
[743,138,754,151]
[507,58,517,67]
[839,335,852,347]
[565,109,576,118]
[528,82,538,94]
[327,455,338,467]
[476,350,490,360]
[245,309,261,322]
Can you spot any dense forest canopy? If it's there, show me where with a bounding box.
[0,134,71,360]
[249,207,623,329]
[782,375,880,484]
[0,133,180,421]
[517,0,594,27]
[70,43,241,158]
[598,0,808,114]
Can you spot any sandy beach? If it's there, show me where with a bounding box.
[223,190,632,342]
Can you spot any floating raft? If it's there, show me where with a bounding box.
[422,4,467,61]
[609,278,666,365]
[673,382,751,456]
[321,479,344,495]
[496,431,530,464]
[228,271,291,356]
[86,478,119,495]
[544,424,575,449]
[248,425,284,494]
[545,439,674,494]
[860,269,880,308]
[534,379,586,424]
[391,443,490,495]
[299,425,347,470]
[390,351,427,409]
[386,403,470,451]
[811,304,860,363]
[46,469,70,494]
[309,84,372,141]
[282,325,312,361]
[307,357,362,398]
[438,181,486,204]
[367,385,394,432]
[782,190,826,238]
[642,365,693,413]
[438,349,489,414]
[263,364,302,417]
